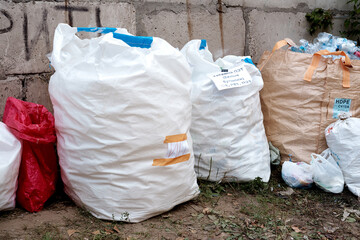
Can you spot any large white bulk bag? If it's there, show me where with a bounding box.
[0,122,22,211]
[181,40,270,182]
[325,113,360,196]
[49,24,199,222]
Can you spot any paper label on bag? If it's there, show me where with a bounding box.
[333,98,352,119]
[165,140,190,158]
[207,65,252,91]
[152,134,191,166]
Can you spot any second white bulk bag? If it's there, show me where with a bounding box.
[0,122,22,211]
[325,113,360,196]
[181,40,270,182]
[49,24,199,222]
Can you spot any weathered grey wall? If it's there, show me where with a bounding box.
[0,0,351,119]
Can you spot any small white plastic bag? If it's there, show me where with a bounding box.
[311,149,344,194]
[281,161,313,188]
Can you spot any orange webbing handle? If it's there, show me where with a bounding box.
[271,38,296,53]
[259,38,296,71]
[304,50,352,88]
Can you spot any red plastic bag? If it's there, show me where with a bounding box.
[3,97,57,212]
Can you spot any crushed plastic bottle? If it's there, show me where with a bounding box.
[290,32,360,60]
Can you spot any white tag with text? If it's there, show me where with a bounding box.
[207,65,252,91]
[165,140,190,158]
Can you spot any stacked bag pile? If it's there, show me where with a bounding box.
[1,22,359,222]
[47,24,271,222]
[258,33,360,195]
[0,97,57,212]
[0,23,271,222]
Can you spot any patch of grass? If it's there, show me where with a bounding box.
[93,232,123,240]
[237,177,269,195]
[31,223,61,240]
[198,176,272,204]
[216,216,242,234]
[198,180,225,203]
[78,206,95,219]
[62,207,128,239]
[134,231,150,238]
[198,209,244,239]
[0,233,12,240]
[42,232,59,240]
[238,194,294,239]
[220,177,272,197]
[195,167,359,239]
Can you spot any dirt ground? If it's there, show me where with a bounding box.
[0,166,359,240]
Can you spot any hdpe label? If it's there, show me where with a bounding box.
[207,65,252,91]
[333,98,352,119]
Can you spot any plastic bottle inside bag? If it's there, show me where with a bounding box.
[291,32,360,60]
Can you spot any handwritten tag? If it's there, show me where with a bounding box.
[207,65,252,91]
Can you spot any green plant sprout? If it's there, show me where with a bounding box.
[306,8,333,36]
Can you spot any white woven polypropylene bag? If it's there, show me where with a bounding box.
[49,24,199,222]
[0,122,21,211]
[181,40,270,182]
[325,114,360,196]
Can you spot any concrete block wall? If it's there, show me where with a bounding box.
[0,0,351,119]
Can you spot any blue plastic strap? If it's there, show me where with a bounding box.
[112,32,153,49]
[199,39,207,50]
[244,58,255,66]
[77,27,117,34]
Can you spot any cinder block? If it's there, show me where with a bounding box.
[310,0,352,11]
[248,9,311,63]
[0,1,136,75]
[141,0,213,4]
[25,74,53,114]
[0,2,64,75]
[61,2,136,33]
[0,77,22,120]
[141,5,245,59]
[99,2,136,34]
[332,15,347,37]
[227,0,352,11]
[0,65,5,80]
[248,9,347,63]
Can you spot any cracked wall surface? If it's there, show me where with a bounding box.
[0,0,350,119]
